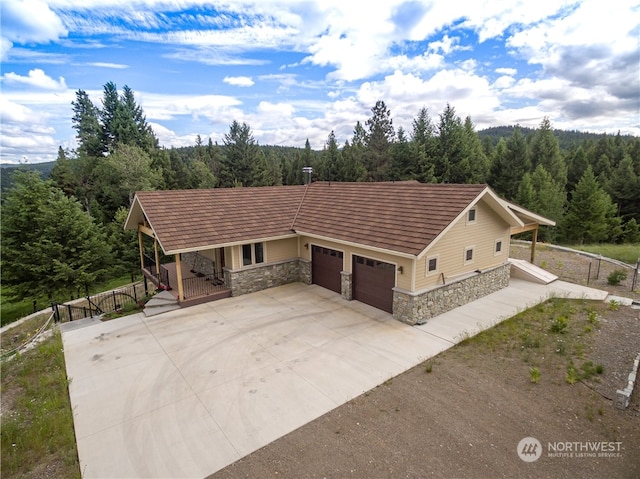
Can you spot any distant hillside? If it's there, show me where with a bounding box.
[477,126,632,150]
[1,161,56,195]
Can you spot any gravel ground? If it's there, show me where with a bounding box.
[212,248,640,479]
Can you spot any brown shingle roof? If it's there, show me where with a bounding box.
[129,182,493,256]
[133,186,306,253]
[292,182,487,256]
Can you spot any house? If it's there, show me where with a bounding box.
[124,181,555,325]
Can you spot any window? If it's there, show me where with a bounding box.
[427,256,438,275]
[467,208,477,224]
[242,244,252,266]
[495,239,503,255]
[242,243,265,266]
[464,246,474,264]
[254,242,264,264]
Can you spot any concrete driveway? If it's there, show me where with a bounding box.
[61,280,608,478]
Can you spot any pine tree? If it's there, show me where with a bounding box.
[436,104,465,183]
[411,107,436,183]
[516,165,566,242]
[564,166,621,243]
[389,127,413,180]
[488,127,530,200]
[365,100,395,181]
[71,89,104,158]
[1,171,111,299]
[529,117,567,188]
[461,116,489,183]
[222,121,259,187]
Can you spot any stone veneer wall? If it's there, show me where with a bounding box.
[226,259,309,296]
[340,271,352,300]
[393,263,510,325]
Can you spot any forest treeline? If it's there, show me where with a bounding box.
[2,82,639,301]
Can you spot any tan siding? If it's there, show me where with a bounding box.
[415,200,510,290]
[266,238,299,263]
[298,236,412,290]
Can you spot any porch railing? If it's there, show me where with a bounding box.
[143,254,171,290]
[182,271,227,299]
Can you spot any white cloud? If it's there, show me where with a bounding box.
[1,0,67,43]
[87,62,128,69]
[495,67,517,76]
[2,69,67,90]
[223,76,255,87]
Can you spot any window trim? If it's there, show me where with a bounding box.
[241,242,265,266]
[426,255,439,276]
[464,246,475,265]
[466,207,477,225]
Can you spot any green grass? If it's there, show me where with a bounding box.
[566,243,640,265]
[0,331,81,478]
[1,273,141,327]
[457,297,606,393]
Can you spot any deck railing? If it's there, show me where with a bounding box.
[182,271,226,299]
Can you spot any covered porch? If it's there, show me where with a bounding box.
[136,221,231,306]
[142,255,231,306]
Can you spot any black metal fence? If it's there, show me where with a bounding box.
[182,271,227,299]
[51,280,150,323]
[143,254,171,289]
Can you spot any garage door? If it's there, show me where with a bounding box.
[312,245,343,294]
[353,255,395,313]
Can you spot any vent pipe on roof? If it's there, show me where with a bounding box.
[302,166,313,185]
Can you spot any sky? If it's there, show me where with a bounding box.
[1,0,639,164]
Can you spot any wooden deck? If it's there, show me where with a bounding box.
[143,262,231,305]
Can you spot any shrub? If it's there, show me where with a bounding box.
[529,367,541,384]
[607,269,627,286]
[549,316,568,333]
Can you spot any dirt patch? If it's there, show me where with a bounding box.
[510,243,639,301]
[212,300,640,479]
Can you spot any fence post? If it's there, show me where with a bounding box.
[632,259,639,292]
[587,263,591,285]
[67,304,73,321]
[51,303,59,323]
[33,300,37,313]
[112,291,118,311]
[596,255,602,280]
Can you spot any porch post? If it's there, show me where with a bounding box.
[175,253,185,301]
[153,238,161,281]
[530,226,538,263]
[137,228,145,270]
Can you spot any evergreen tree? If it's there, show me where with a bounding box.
[488,127,530,200]
[1,171,111,299]
[622,218,640,243]
[411,107,436,183]
[365,100,395,181]
[71,89,104,158]
[50,146,76,197]
[529,117,567,188]
[461,116,489,183]
[564,166,621,243]
[606,155,639,221]
[516,165,566,242]
[93,144,162,221]
[389,127,413,180]
[566,146,589,197]
[222,121,259,187]
[436,104,466,183]
[340,140,367,182]
[322,131,341,181]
